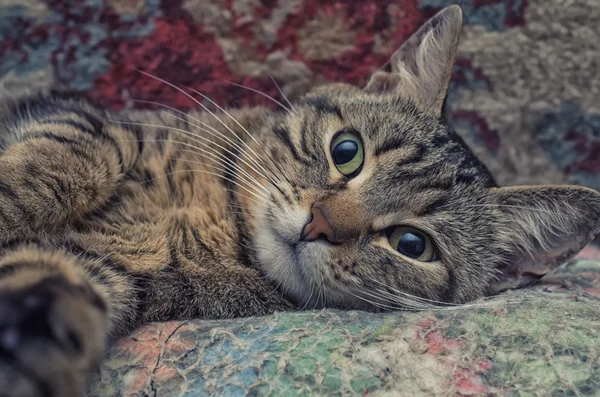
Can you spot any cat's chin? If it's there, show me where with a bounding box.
[256,228,317,300]
[255,225,367,309]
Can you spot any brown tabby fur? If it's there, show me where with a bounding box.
[0,6,599,396]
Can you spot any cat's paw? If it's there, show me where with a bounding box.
[0,276,108,397]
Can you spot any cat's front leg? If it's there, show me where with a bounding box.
[0,96,139,237]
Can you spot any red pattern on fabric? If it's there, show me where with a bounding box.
[89,0,424,109]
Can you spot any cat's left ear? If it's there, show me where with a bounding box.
[365,5,462,118]
[486,185,600,295]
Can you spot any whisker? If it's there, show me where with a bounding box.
[349,291,410,312]
[108,120,274,194]
[112,137,270,199]
[168,149,269,194]
[368,280,524,311]
[349,292,440,330]
[187,92,286,185]
[265,275,286,300]
[165,156,269,197]
[268,74,297,114]
[185,86,295,187]
[166,114,291,197]
[131,99,276,183]
[155,112,281,191]
[426,297,525,312]
[369,279,460,307]
[142,169,267,204]
[299,279,318,311]
[135,70,283,185]
[360,288,435,311]
[321,272,327,308]
[305,285,316,310]
[155,122,277,193]
[315,272,324,310]
[219,78,293,114]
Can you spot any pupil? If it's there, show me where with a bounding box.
[333,141,358,165]
[397,232,425,258]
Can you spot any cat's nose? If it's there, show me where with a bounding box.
[300,206,338,243]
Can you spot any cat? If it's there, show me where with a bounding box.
[0,5,599,396]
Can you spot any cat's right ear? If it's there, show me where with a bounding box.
[365,5,463,119]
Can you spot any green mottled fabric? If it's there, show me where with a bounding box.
[89,257,600,396]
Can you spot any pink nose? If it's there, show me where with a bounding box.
[301,206,337,243]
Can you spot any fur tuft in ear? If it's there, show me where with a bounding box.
[486,185,600,295]
[365,5,463,118]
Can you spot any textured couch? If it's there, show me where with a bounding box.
[90,248,600,396]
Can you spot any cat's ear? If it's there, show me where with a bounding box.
[365,5,462,118]
[486,185,600,295]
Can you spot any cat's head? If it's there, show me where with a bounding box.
[246,5,600,309]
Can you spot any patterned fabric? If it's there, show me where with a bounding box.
[91,272,600,396]
[1,0,600,395]
[90,249,600,396]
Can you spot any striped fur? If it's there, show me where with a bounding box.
[1,6,600,396]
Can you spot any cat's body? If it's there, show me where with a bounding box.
[1,6,600,397]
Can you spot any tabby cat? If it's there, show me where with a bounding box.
[0,5,599,396]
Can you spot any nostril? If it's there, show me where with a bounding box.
[311,232,340,245]
[306,212,314,226]
[300,219,313,241]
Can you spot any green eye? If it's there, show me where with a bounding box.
[330,128,364,177]
[388,226,437,262]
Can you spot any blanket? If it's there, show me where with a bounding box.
[90,249,600,396]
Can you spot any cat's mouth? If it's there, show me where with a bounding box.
[258,209,335,296]
[273,228,333,259]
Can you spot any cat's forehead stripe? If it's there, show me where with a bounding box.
[296,96,342,118]
[375,136,410,156]
[273,125,311,166]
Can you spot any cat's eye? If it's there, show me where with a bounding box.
[387,226,437,262]
[330,128,364,177]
